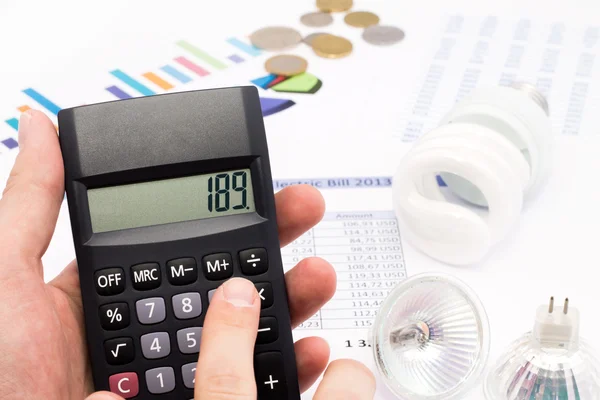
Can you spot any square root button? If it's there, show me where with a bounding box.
[239,248,268,275]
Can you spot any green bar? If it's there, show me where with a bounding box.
[176,40,227,70]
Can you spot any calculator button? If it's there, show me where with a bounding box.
[145,366,176,394]
[202,253,233,280]
[99,302,130,330]
[257,317,279,344]
[131,263,161,291]
[95,267,125,296]
[181,362,197,389]
[167,257,197,286]
[172,292,202,319]
[109,372,139,398]
[208,289,217,303]
[135,297,166,324]
[140,332,171,360]
[177,327,202,354]
[239,248,268,275]
[255,282,274,309]
[104,337,134,365]
[254,352,287,399]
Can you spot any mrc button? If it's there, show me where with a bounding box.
[95,267,125,296]
[131,263,161,291]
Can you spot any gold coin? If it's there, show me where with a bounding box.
[344,11,380,28]
[317,0,353,13]
[312,34,353,59]
[265,55,308,76]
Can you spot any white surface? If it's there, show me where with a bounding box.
[1,1,600,399]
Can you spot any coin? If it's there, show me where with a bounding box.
[265,55,308,76]
[344,11,380,28]
[303,32,328,47]
[362,25,405,46]
[250,26,302,51]
[312,34,353,59]
[317,0,353,12]
[300,11,334,27]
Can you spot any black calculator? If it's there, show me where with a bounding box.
[58,86,300,399]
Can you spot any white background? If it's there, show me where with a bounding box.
[1,0,600,399]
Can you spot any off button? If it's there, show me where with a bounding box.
[95,267,125,296]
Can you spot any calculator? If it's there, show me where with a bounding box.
[58,86,300,399]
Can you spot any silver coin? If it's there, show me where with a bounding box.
[303,32,328,47]
[362,25,405,46]
[300,11,333,27]
[250,26,302,51]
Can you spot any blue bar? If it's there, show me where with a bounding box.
[227,38,261,57]
[110,69,155,96]
[160,65,192,83]
[5,118,19,130]
[2,138,18,149]
[22,88,61,115]
[106,85,132,100]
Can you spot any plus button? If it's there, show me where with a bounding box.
[264,375,279,390]
[254,352,288,399]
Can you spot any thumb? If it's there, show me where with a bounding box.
[0,110,64,276]
[195,277,260,399]
[85,392,124,400]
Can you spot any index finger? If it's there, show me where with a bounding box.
[275,185,325,247]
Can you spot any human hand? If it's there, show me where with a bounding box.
[0,110,375,400]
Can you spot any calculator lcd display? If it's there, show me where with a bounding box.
[87,168,255,233]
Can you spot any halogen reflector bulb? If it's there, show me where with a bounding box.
[372,273,490,399]
[484,298,600,399]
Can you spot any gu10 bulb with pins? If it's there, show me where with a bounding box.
[371,273,490,399]
[484,297,600,399]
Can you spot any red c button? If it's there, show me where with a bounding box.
[109,372,139,398]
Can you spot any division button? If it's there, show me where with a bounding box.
[240,248,268,275]
[109,372,139,398]
[140,332,171,360]
[257,317,279,345]
[172,292,202,319]
[95,267,125,296]
[255,282,274,309]
[167,257,198,286]
[254,352,287,399]
[104,337,134,365]
[99,302,130,331]
[202,253,233,281]
[135,297,166,325]
[181,362,197,389]
[145,366,176,394]
[131,263,161,291]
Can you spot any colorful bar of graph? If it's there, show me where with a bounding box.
[226,38,261,57]
[2,138,18,149]
[228,54,245,64]
[174,56,210,77]
[110,70,155,96]
[18,105,31,112]
[160,65,191,83]
[106,85,132,100]
[23,88,61,115]
[5,118,19,130]
[176,40,227,70]
[143,72,174,90]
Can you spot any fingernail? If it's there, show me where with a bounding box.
[222,278,256,307]
[17,110,34,148]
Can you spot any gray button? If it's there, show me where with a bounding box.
[140,332,170,359]
[208,289,216,303]
[172,292,202,319]
[145,366,175,394]
[136,297,166,324]
[177,327,202,354]
[182,362,197,389]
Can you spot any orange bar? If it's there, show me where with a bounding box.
[142,72,174,90]
[18,105,31,112]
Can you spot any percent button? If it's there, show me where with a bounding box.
[100,302,130,330]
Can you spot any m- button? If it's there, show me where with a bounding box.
[95,267,125,296]
[202,253,233,281]
[167,258,197,286]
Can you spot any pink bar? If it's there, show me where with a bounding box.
[174,56,210,77]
